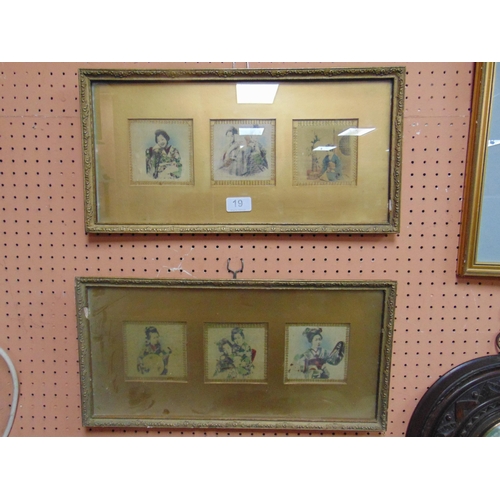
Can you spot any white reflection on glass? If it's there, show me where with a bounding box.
[338,127,375,136]
[313,145,336,151]
[236,83,279,104]
[238,127,265,136]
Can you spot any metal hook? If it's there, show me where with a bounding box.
[227,258,244,279]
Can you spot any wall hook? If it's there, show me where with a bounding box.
[227,258,244,279]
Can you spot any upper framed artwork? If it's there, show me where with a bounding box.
[458,62,500,277]
[75,278,396,431]
[79,67,405,233]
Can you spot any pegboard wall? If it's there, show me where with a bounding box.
[1,61,499,437]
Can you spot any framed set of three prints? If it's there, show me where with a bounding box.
[80,67,404,234]
[76,66,405,431]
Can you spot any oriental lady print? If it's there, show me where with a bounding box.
[129,119,194,185]
[211,120,276,185]
[204,323,267,384]
[284,324,349,384]
[292,120,358,186]
[123,322,187,382]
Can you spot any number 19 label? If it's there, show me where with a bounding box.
[226,197,252,212]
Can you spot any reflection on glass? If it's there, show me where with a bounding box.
[482,422,500,437]
[236,83,279,103]
[338,127,375,136]
[238,127,264,135]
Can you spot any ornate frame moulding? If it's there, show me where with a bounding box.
[76,278,396,431]
[80,67,404,234]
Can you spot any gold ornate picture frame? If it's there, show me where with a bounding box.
[79,67,405,233]
[75,278,396,431]
[458,62,500,276]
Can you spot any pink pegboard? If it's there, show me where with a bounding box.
[1,61,498,437]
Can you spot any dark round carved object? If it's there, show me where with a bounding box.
[406,355,500,436]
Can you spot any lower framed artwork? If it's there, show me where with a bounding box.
[75,278,396,431]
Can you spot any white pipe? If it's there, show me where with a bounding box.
[0,347,19,437]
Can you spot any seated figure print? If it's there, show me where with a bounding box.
[137,326,172,376]
[319,150,342,182]
[218,126,268,177]
[290,327,345,380]
[213,327,256,380]
[145,129,182,180]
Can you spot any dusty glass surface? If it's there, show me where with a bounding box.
[80,68,404,233]
[76,279,396,430]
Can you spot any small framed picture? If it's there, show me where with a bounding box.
[284,324,349,384]
[210,119,276,185]
[292,119,358,185]
[123,322,187,382]
[129,119,194,185]
[204,323,268,383]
